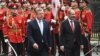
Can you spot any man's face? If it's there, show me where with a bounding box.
[37,10,44,20]
[71,2,78,8]
[79,2,87,8]
[68,10,75,20]
[33,4,38,9]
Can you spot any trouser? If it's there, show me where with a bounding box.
[55,34,65,56]
[28,43,49,56]
[82,35,92,56]
[10,43,24,56]
[65,43,80,56]
[51,33,65,56]
[0,30,8,54]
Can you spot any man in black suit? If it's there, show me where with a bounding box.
[60,9,84,56]
[26,7,52,56]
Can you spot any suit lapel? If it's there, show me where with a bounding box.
[66,20,73,32]
[43,20,46,36]
[73,21,77,33]
[66,19,76,33]
[34,19,42,36]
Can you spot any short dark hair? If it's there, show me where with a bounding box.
[35,7,44,14]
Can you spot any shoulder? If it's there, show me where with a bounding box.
[27,19,35,25]
[62,19,68,24]
[44,20,50,26]
[43,19,49,24]
[75,8,80,12]
[86,8,92,13]
[74,20,80,25]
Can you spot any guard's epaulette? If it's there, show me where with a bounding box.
[86,8,91,13]
[75,8,80,11]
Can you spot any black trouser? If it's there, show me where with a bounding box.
[27,43,49,56]
[82,35,92,56]
[65,43,80,56]
[51,34,64,56]
[0,30,8,53]
[10,43,24,56]
[55,34,65,56]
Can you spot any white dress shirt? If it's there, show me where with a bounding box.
[36,19,44,43]
[36,19,44,35]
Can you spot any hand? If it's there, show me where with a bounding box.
[33,43,39,49]
[50,26,53,31]
[80,45,84,50]
[64,16,68,20]
[48,47,52,51]
[60,46,64,52]
[85,32,88,37]
[4,35,8,37]
[4,39,8,43]
[51,19,56,24]
[61,6,65,11]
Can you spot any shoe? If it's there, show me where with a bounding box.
[0,53,8,56]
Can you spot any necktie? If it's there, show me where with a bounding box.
[70,20,74,32]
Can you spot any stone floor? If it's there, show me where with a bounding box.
[0,41,100,56]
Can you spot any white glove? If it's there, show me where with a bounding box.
[61,6,65,11]
[27,19,31,22]
[60,46,64,52]
[51,19,56,24]
[5,39,8,43]
[3,16,6,20]
[64,16,68,20]
[85,32,88,37]
[50,26,53,31]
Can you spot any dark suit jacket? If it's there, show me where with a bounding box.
[60,19,83,48]
[26,19,52,52]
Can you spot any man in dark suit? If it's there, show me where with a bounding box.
[60,9,84,56]
[26,7,52,56]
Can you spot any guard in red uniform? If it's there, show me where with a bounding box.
[44,7,52,23]
[57,6,65,56]
[70,1,80,20]
[3,5,24,56]
[79,0,93,56]
[44,0,50,4]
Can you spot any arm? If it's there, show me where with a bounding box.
[59,21,65,52]
[59,22,65,46]
[3,22,8,38]
[47,22,52,47]
[86,11,93,33]
[77,22,84,49]
[26,22,35,45]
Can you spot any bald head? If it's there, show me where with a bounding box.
[67,9,75,20]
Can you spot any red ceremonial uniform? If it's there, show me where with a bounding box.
[44,9,52,23]
[29,0,37,4]
[44,0,50,4]
[21,9,30,36]
[38,0,45,3]
[81,8,93,35]
[3,15,23,43]
[0,8,6,30]
[74,9,80,20]
[58,10,65,22]
[30,9,36,20]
